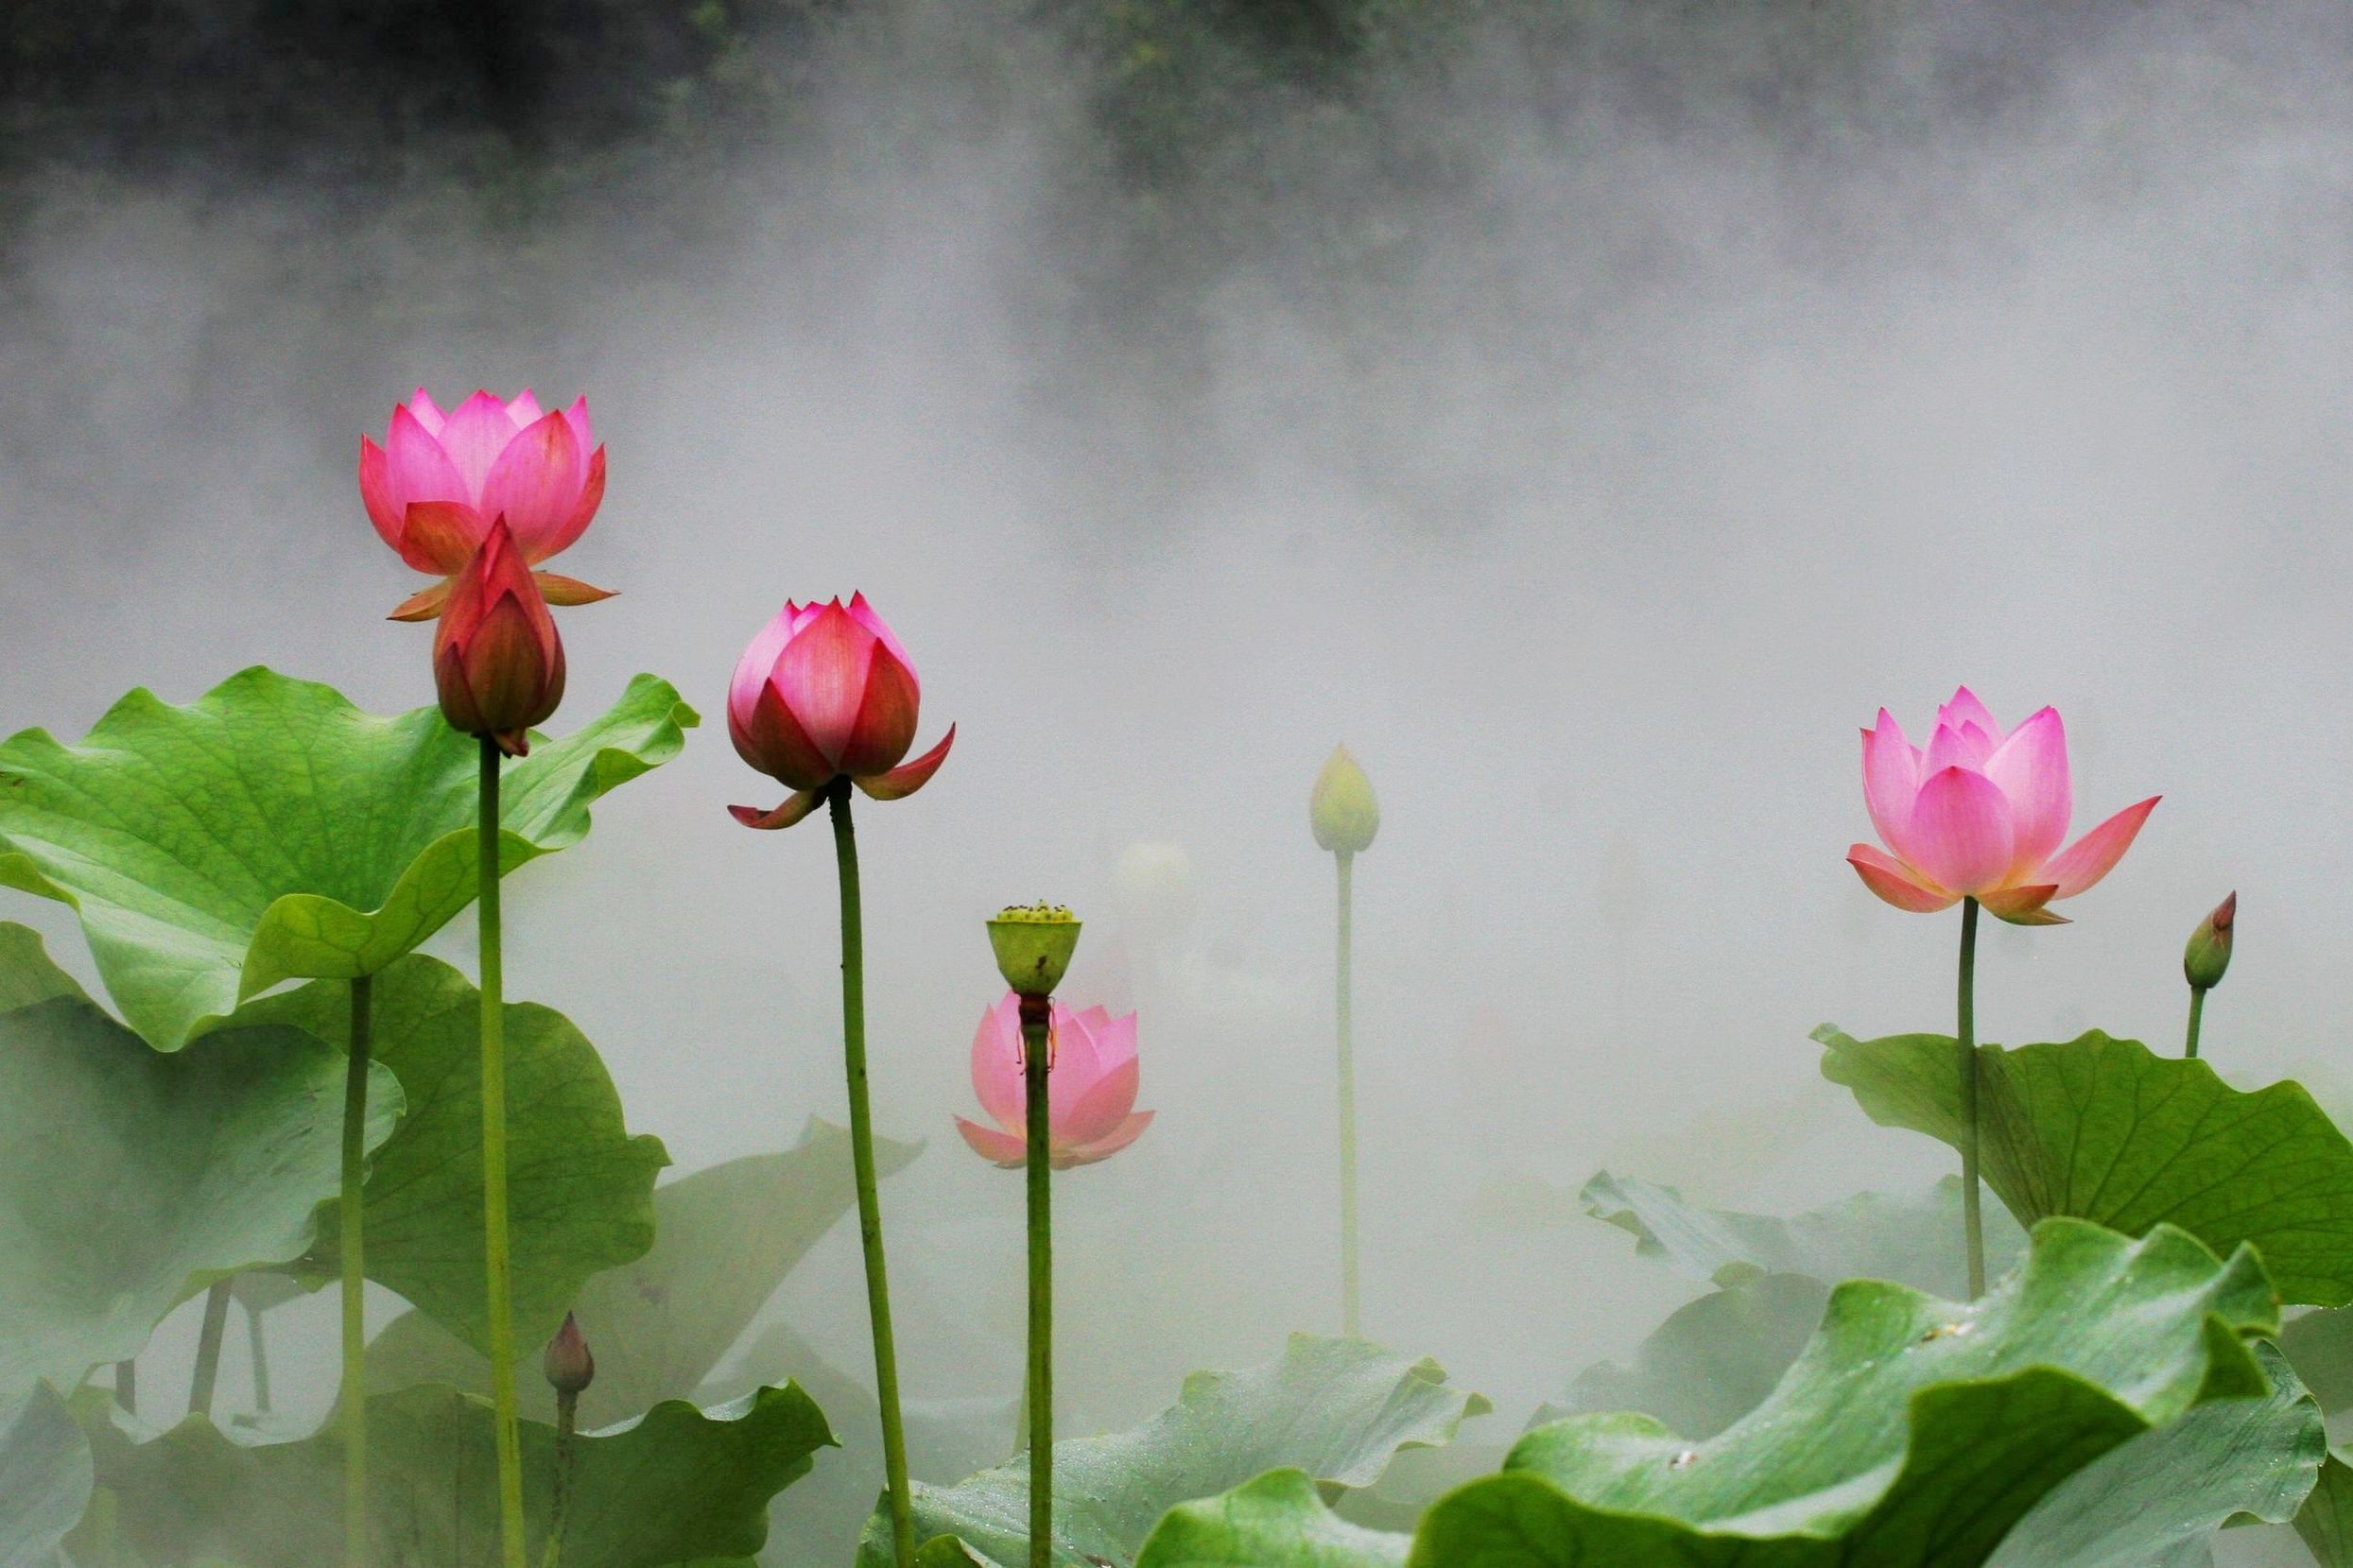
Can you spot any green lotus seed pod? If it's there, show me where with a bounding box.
[989,903,1081,997]
[1310,745,1380,854]
[2184,891,2236,991]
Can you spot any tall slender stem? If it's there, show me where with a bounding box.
[543,1388,579,1568]
[341,974,375,1568]
[479,738,527,1568]
[1022,1010,1053,1568]
[2185,987,2208,1060]
[1335,851,1360,1337]
[187,1281,233,1417]
[826,783,915,1568]
[247,1301,271,1413]
[1957,896,1984,1300]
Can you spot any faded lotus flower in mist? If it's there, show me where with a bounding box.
[955,993,1152,1169]
[726,594,955,830]
[433,521,566,756]
[360,388,612,619]
[1848,687,2157,924]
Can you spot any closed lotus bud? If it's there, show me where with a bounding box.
[2184,892,2236,991]
[989,903,1081,997]
[434,520,566,757]
[1310,745,1379,855]
[543,1311,595,1396]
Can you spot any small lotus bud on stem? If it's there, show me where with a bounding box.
[1310,746,1379,856]
[543,1311,595,1396]
[2184,892,2236,991]
[989,904,1081,999]
[542,1312,592,1568]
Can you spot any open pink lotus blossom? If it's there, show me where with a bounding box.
[956,993,1152,1169]
[726,594,955,830]
[359,388,611,619]
[1848,687,2158,925]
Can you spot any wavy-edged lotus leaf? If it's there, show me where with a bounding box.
[362,1118,909,1424]
[0,995,398,1404]
[1985,1341,2321,1566]
[1136,1468,1409,1568]
[1818,1024,2353,1307]
[0,923,87,1015]
[83,1382,831,1568]
[859,1335,1490,1568]
[1583,1171,2026,1297]
[234,955,666,1361]
[0,1383,89,1568]
[0,666,697,1050]
[1544,1271,1831,1440]
[1406,1219,2276,1567]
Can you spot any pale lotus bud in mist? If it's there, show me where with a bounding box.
[955,992,1152,1169]
[725,594,955,830]
[360,387,613,620]
[543,1311,595,1396]
[432,521,565,758]
[2184,892,2236,991]
[1846,687,2158,926]
[1113,841,1197,941]
[989,903,1081,998]
[1310,745,1380,854]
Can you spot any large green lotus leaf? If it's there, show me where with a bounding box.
[1583,1171,2026,1297]
[361,1118,911,1425]
[234,955,666,1361]
[84,1382,831,1568]
[0,924,88,1014]
[863,1335,1489,1568]
[2299,1452,2353,1563]
[0,1384,89,1568]
[1543,1272,1831,1440]
[1134,1468,1408,1568]
[1984,1340,2322,1566]
[1817,1025,2353,1307]
[0,666,697,1051]
[1405,1218,2278,1567]
[0,996,399,1404]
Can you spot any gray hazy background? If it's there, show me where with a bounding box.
[1,0,2346,1558]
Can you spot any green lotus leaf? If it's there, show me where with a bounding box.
[361,1118,911,1424]
[1985,1341,2321,1566]
[2299,1451,2353,1563]
[1818,1025,2353,1306]
[234,955,666,1360]
[2280,1307,2353,1413]
[860,1335,1489,1568]
[0,994,398,1404]
[0,923,87,1015]
[83,1383,831,1568]
[1582,1171,2026,1297]
[1406,1218,2276,1566]
[0,666,697,1051]
[1135,1468,1409,1568]
[0,1383,89,1568]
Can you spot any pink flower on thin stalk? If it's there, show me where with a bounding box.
[360,388,612,619]
[726,594,955,830]
[956,993,1153,1170]
[1848,687,2158,925]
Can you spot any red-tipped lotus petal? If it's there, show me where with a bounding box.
[1980,884,2067,925]
[398,500,489,577]
[1908,766,2016,896]
[2044,797,2161,898]
[478,411,584,562]
[836,643,922,776]
[740,681,838,792]
[766,602,875,766]
[727,788,827,832]
[387,580,455,623]
[1848,844,1957,913]
[856,727,954,801]
[531,573,617,607]
[433,522,565,755]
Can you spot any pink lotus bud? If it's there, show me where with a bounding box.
[1845,687,2158,926]
[724,594,955,830]
[543,1311,595,1396]
[359,388,614,620]
[2184,892,2236,991]
[433,521,566,757]
[954,992,1152,1170]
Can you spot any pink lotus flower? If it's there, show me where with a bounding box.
[360,388,612,620]
[726,594,955,830]
[955,993,1153,1169]
[1848,687,2158,925]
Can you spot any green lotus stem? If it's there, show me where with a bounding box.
[187,1280,233,1416]
[541,1387,579,1568]
[113,1359,135,1415]
[825,782,916,1568]
[2185,988,2207,1060]
[1335,851,1360,1337]
[1022,1008,1053,1568]
[1957,896,1984,1300]
[247,1299,271,1413]
[341,973,375,1568]
[479,738,527,1568]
